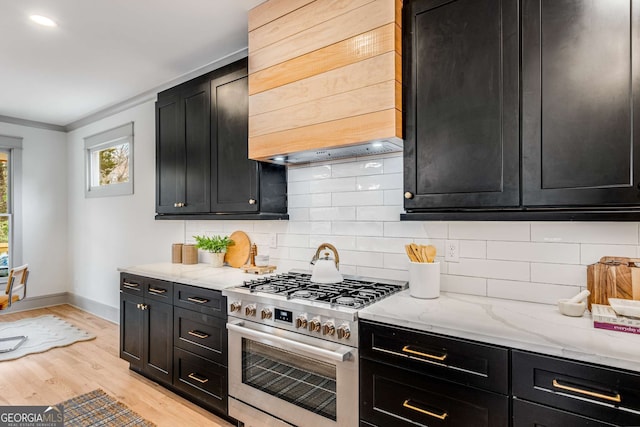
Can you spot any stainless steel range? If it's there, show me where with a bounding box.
[222,270,407,427]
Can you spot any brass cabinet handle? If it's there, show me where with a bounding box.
[188,330,209,339]
[248,198,256,205]
[123,282,140,290]
[402,399,448,420]
[187,296,209,304]
[402,345,447,361]
[404,191,414,199]
[174,202,186,208]
[137,304,147,310]
[552,379,621,403]
[148,287,167,294]
[188,373,209,384]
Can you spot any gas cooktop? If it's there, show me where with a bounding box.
[239,270,406,309]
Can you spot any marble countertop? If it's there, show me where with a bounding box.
[360,291,640,373]
[118,263,278,291]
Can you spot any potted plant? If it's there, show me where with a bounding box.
[193,235,234,267]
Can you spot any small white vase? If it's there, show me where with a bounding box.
[210,252,225,267]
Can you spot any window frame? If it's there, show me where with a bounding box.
[0,135,23,282]
[84,122,134,198]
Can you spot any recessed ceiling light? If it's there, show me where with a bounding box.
[30,15,57,27]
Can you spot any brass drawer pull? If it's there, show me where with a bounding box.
[188,373,209,384]
[188,330,209,339]
[148,287,167,294]
[187,296,209,304]
[552,379,621,403]
[403,399,448,420]
[122,282,140,290]
[402,345,447,361]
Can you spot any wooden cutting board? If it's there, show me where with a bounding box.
[225,231,251,268]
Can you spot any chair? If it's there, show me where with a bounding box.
[0,264,29,310]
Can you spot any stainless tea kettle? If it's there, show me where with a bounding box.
[310,243,343,283]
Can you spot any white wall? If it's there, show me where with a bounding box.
[186,152,640,306]
[0,122,68,298]
[66,100,183,309]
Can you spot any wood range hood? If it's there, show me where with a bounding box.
[247,0,403,164]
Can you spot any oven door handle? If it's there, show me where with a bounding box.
[227,321,353,363]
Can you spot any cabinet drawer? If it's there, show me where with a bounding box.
[174,283,225,318]
[512,350,640,426]
[360,358,508,427]
[173,348,227,415]
[174,307,226,365]
[360,320,509,394]
[513,399,620,427]
[120,273,144,296]
[144,277,173,304]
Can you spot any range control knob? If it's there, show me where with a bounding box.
[337,324,351,340]
[230,302,242,313]
[309,319,322,333]
[295,315,308,329]
[261,308,272,319]
[245,304,257,317]
[322,321,336,336]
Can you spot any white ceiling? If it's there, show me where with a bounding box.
[0,0,265,128]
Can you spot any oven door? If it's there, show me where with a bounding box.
[227,319,358,427]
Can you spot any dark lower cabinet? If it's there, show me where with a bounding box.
[119,274,173,386]
[512,350,640,426]
[359,320,509,427]
[120,275,230,420]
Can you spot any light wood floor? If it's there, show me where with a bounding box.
[0,304,235,427]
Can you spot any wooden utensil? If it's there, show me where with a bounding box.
[425,245,436,263]
[224,231,251,268]
[405,245,419,262]
[410,243,423,262]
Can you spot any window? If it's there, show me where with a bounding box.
[0,135,22,279]
[85,122,134,198]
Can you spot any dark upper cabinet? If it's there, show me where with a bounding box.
[404,0,640,220]
[403,0,520,210]
[156,58,287,219]
[156,80,210,214]
[522,0,640,207]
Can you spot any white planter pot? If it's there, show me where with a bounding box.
[210,252,225,267]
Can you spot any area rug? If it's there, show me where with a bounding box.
[0,314,95,361]
[58,389,155,427]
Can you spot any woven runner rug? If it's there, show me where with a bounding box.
[58,389,155,427]
[0,314,95,361]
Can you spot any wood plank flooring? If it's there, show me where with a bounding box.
[0,304,235,427]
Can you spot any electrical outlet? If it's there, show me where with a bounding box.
[269,233,278,249]
[445,240,459,262]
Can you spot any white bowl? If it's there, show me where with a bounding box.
[608,298,640,318]
[557,299,587,317]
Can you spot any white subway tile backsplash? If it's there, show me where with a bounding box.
[487,241,580,264]
[288,164,331,182]
[450,222,530,241]
[357,206,403,221]
[487,280,580,305]
[309,206,356,221]
[459,240,486,258]
[309,177,356,194]
[332,221,383,237]
[332,190,384,206]
[441,275,487,296]
[580,244,638,265]
[332,159,384,178]
[448,259,530,281]
[531,263,586,286]
[183,153,640,307]
[531,222,639,245]
[357,173,403,191]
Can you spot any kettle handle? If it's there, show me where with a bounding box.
[310,243,340,269]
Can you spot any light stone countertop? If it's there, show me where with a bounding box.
[359,290,640,373]
[117,263,279,291]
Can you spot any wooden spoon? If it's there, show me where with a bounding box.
[405,244,419,262]
[425,245,437,263]
[410,243,423,262]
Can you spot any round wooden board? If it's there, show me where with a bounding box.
[225,231,251,268]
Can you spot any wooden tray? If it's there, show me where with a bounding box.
[241,265,276,275]
[224,231,251,268]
